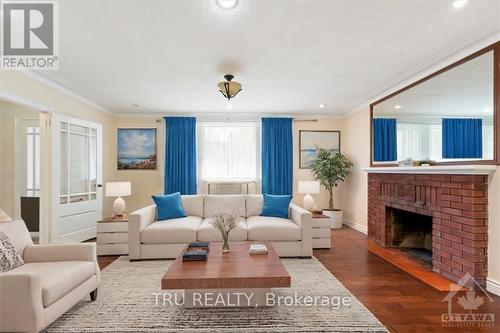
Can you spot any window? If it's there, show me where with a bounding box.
[59,122,98,204]
[397,121,493,162]
[26,126,40,197]
[198,122,259,180]
[397,122,441,161]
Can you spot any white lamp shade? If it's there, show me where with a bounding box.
[105,182,131,197]
[298,181,320,194]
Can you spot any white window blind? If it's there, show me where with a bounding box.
[59,122,98,204]
[199,122,259,180]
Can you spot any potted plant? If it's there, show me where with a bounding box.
[311,148,353,229]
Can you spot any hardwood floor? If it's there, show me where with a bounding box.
[97,227,500,333]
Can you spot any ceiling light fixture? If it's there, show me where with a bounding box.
[319,104,325,109]
[484,108,492,113]
[395,105,402,109]
[453,0,468,9]
[216,0,238,9]
[218,74,242,101]
[226,103,232,109]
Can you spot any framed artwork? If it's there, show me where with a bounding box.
[299,130,341,169]
[117,128,157,170]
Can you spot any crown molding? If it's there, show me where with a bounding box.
[18,71,114,115]
[342,24,500,118]
[113,111,344,120]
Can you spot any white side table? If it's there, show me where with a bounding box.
[97,216,129,255]
[312,213,331,249]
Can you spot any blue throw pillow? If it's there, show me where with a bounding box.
[151,193,187,221]
[260,194,293,219]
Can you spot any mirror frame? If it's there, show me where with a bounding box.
[370,41,500,167]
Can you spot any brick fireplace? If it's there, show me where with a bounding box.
[367,173,488,286]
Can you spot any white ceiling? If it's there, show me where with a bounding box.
[38,0,500,115]
[374,50,494,118]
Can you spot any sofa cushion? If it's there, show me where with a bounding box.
[247,216,301,241]
[181,195,204,217]
[197,218,248,242]
[0,209,13,222]
[0,231,24,272]
[152,193,187,221]
[246,195,263,217]
[0,219,33,257]
[8,261,95,307]
[204,195,246,217]
[261,194,292,219]
[141,216,202,244]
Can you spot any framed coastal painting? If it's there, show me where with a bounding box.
[117,128,157,170]
[299,130,341,169]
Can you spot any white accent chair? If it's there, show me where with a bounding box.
[129,194,313,260]
[0,220,100,333]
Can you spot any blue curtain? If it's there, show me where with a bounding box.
[373,118,397,162]
[442,118,482,159]
[164,117,197,194]
[261,118,293,195]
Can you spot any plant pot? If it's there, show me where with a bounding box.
[323,209,343,229]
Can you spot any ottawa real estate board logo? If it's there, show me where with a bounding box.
[1,1,59,70]
[442,273,495,328]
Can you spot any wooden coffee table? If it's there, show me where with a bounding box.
[161,242,291,307]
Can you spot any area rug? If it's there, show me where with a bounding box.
[48,257,387,332]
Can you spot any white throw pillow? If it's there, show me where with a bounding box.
[0,231,24,272]
[0,209,13,223]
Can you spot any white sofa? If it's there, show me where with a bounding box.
[129,194,313,260]
[0,220,100,333]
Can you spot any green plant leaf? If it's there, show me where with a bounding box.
[310,148,353,209]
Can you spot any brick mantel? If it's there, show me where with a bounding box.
[367,173,489,286]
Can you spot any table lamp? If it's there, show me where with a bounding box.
[105,182,131,217]
[298,181,320,211]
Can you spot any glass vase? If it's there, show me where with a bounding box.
[221,231,230,253]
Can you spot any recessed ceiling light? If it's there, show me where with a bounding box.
[319,104,325,109]
[395,105,402,109]
[453,0,468,9]
[131,103,139,108]
[484,107,492,113]
[216,0,238,9]
[226,103,232,109]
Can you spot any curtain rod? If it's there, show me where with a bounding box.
[158,118,318,122]
[293,118,318,122]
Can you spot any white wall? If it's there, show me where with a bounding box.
[292,118,344,209]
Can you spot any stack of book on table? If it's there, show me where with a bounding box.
[249,243,268,255]
[182,242,209,261]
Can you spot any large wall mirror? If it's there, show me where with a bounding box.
[371,42,499,166]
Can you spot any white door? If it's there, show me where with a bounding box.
[51,114,102,242]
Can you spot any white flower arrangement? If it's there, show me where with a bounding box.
[208,208,241,233]
[208,209,242,252]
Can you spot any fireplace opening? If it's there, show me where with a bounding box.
[387,207,433,268]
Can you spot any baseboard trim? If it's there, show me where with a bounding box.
[486,278,500,296]
[343,219,367,235]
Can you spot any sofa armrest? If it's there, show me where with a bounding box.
[290,203,313,257]
[0,271,45,333]
[129,205,156,260]
[24,243,97,263]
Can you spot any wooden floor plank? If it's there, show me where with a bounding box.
[97,227,500,332]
